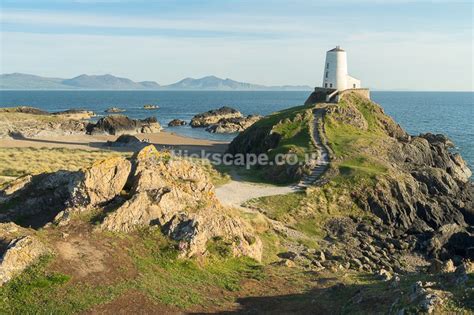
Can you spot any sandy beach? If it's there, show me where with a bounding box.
[0,131,228,154]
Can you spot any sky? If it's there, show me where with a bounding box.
[0,0,473,91]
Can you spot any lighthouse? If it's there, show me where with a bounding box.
[322,46,360,91]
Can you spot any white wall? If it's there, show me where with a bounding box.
[322,48,363,91]
[322,50,348,90]
[346,75,361,89]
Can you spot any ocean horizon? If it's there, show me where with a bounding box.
[0,90,472,169]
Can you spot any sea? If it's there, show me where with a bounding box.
[0,90,472,169]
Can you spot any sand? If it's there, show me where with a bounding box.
[0,131,228,154]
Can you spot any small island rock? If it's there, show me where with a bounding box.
[86,115,162,135]
[143,104,159,110]
[168,119,187,127]
[206,115,262,133]
[105,107,126,113]
[190,106,242,127]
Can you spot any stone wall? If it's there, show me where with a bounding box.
[336,88,370,101]
[304,87,337,106]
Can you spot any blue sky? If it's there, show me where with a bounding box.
[1,0,472,90]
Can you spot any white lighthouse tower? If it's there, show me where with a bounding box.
[322,46,360,91]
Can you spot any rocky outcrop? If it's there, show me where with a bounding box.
[0,112,87,139]
[322,94,473,261]
[0,157,131,227]
[86,115,162,135]
[106,134,143,147]
[100,146,262,261]
[0,106,49,115]
[168,119,187,127]
[0,146,262,261]
[105,107,125,113]
[0,223,49,286]
[190,106,242,127]
[205,115,262,133]
[53,109,96,120]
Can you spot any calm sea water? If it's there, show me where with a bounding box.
[0,90,472,168]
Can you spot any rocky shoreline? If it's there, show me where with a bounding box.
[0,106,162,138]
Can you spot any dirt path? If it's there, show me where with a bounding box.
[215,180,298,209]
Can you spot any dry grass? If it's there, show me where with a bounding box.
[0,147,131,184]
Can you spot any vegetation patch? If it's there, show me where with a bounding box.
[129,228,264,308]
[0,256,128,314]
[0,147,130,184]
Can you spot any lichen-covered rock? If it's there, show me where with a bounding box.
[205,115,262,133]
[86,115,161,135]
[100,145,262,261]
[0,234,48,286]
[190,106,242,127]
[66,157,132,209]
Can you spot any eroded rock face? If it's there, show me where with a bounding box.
[0,223,49,286]
[190,106,242,127]
[86,115,162,135]
[205,115,262,133]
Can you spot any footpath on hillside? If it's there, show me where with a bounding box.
[216,106,330,209]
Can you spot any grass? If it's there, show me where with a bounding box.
[0,147,131,184]
[227,104,316,184]
[0,256,128,314]
[245,181,371,243]
[0,228,266,312]
[264,106,315,161]
[244,192,305,222]
[128,228,265,308]
[323,94,392,185]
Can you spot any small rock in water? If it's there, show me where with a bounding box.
[143,104,159,110]
[168,119,187,127]
[105,107,126,113]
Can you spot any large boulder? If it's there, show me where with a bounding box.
[86,115,162,135]
[190,106,242,127]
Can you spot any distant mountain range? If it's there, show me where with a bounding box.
[0,73,312,91]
